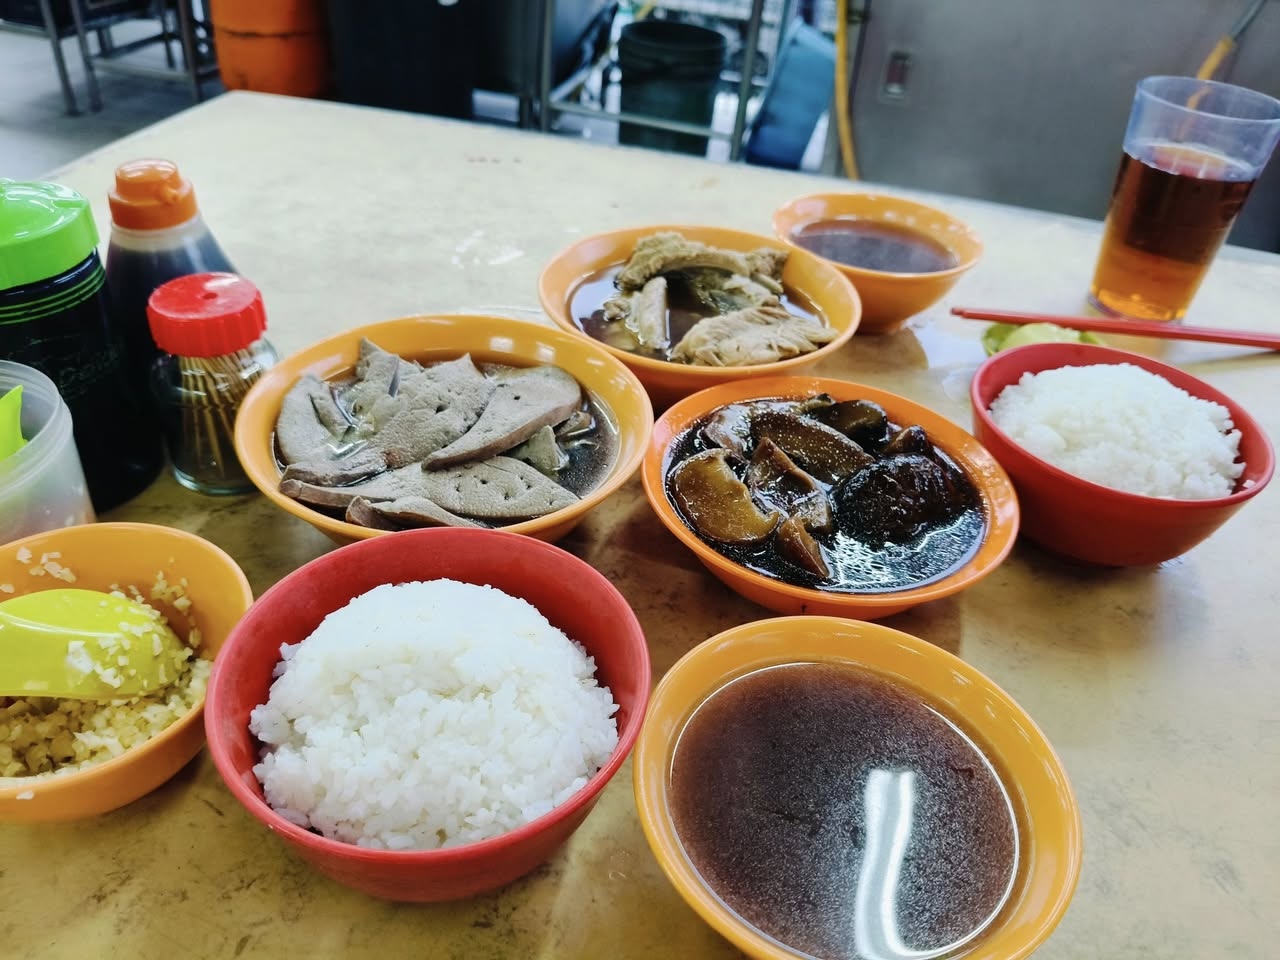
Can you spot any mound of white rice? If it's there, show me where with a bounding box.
[249,579,619,851]
[989,362,1244,499]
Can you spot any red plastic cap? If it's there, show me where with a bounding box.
[147,272,266,358]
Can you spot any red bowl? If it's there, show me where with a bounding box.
[205,527,651,901]
[970,342,1274,566]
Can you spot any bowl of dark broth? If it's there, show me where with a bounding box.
[633,616,1082,960]
[641,375,1019,621]
[774,194,983,335]
[792,219,960,274]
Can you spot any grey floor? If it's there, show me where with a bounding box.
[0,20,218,178]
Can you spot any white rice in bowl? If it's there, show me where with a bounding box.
[249,579,620,851]
[989,362,1244,499]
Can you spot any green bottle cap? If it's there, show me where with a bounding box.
[0,179,100,292]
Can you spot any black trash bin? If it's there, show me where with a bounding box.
[618,20,726,156]
[326,0,476,119]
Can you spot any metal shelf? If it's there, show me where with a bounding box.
[537,0,794,162]
[0,0,216,115]
[83,0,217,105]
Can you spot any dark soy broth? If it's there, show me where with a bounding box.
[792,219,959,274]
[670,663,1018,960]
[571,266,821,362]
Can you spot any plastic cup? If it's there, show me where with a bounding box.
[1088,76,1280,322]
[0,361,95,545]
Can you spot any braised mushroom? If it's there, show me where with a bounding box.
[882,424,932,457]
[703,403,756,460]
[776,515,830,578]
[746,438,833,535]
[812,399,890,449]
[831,454,966,545]
[749,411,874,484]
[669,449,781,546]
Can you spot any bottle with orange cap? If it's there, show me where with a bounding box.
[105,158,237,398]
[146,272,277,495]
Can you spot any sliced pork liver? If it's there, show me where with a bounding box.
[280,456,577,521]
[280,448,387,487]
[360,495,484,529]
[344,497,401,530]
[425,365,581,469]
[373,354,496,468]
[276,374,345,464]
[418,456,578,518]
[278,462,430,509]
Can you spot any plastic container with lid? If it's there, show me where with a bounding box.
[105,158,237,395]
[147,272,278,495]
[0,360,95,545]
[0,179,163,511]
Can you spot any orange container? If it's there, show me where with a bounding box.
[210,0,330,98]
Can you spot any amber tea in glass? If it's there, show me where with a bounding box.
[1089,76,1280,322]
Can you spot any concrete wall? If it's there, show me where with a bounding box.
[840,0,1280,251]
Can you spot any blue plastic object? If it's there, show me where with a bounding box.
[745,22,837,170]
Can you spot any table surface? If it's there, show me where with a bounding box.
[5,91,1279,959]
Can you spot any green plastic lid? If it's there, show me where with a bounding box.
[0,179,100,292]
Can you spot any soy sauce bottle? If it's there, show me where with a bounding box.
[104,159,237,403]
[0,179,162,510]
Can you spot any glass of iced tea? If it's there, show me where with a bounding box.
[1089,76,1280,321]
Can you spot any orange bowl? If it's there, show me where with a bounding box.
[633,615,1082,960]
[0,522,253,823]
[205,527,650,901]
[537,224,861,409]
[772,192,983,335]
[971,342,1274,566]
[234,315,654,547]
[641,376,1019,619]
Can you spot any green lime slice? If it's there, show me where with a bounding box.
[981,322,1103,356]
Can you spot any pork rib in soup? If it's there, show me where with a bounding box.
[573,232,836,366]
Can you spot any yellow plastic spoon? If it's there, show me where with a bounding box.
[0,385,25,460]
[0,588,191,700]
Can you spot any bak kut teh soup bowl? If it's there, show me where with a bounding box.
[234,314,654,547]
[641,376,1019,620]
[772,192,983,335]
[970,342,1274,567]
[633,616,1082,960]
[538,224,861,409]
[0,522,253,823]
[204,526,651,902]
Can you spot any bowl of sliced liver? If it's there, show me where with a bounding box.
[234,315,654,546]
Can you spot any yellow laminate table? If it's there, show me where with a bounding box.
[4,92,1279,959]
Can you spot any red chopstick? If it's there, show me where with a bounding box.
[950,306,1280,352]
